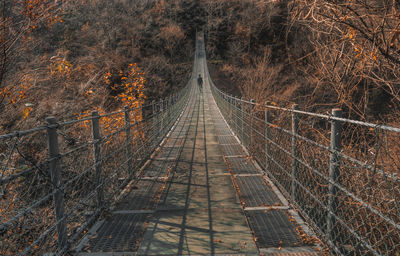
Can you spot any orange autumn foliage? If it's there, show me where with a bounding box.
[0,76,33,106]
[22,0,66,29]
[79,63,146,138]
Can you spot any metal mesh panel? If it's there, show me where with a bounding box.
[0,75,191,255]
[211,76,400,255]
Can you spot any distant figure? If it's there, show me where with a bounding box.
[197,74,203,92]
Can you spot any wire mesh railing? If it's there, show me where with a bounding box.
[210,83,400,255]
[0,83,191,255]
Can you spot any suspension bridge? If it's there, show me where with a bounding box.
[1,33,399,255]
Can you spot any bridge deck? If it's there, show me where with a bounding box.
[74,37,321,255]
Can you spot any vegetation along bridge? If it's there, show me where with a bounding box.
[1,33,399,255]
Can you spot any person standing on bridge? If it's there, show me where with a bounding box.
[197,74,203,92]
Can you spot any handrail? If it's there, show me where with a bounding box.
[211,82,400,133]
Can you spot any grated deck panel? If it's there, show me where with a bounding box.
[260,252,322,256]
[226,157,259,175]
[164,137,185,147]
[141,159,173,178]
[84,213,149,252]
[116,180,164,210]
[157,146,181,159]
[217,135,239,145]
[235,176,281,207]
[246,210,302,248]
[221,144,245,156]
[215,128,233,136]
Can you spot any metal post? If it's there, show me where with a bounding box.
[250,99,255,148]
[160,99,163,138]
[172,95,176,115]
[152,100,156,146]
[46,117,68,250]
[227,95,230,121]
[165,97,168,129]
[234,97,238,134]
[91,111,103,209]
[227,95,230,123]
[241,97,244,143]
[327,109,342,244]
[165,98,168,131]
[164,97,168,130]
[170,95,174,126]
[169,97,172,123]
[265,102,270,171]
[229,95,233,126]
[291,104,299,201]
[224,94,227,116]
[124,106,132,175]
[140,103,145,122]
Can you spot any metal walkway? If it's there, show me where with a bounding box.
[73,35,321,255]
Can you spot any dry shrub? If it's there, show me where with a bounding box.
[239,48,283,103]
[286,0,400,119]
[159,23,185,44]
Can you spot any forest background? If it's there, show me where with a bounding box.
[1,0,399,133]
